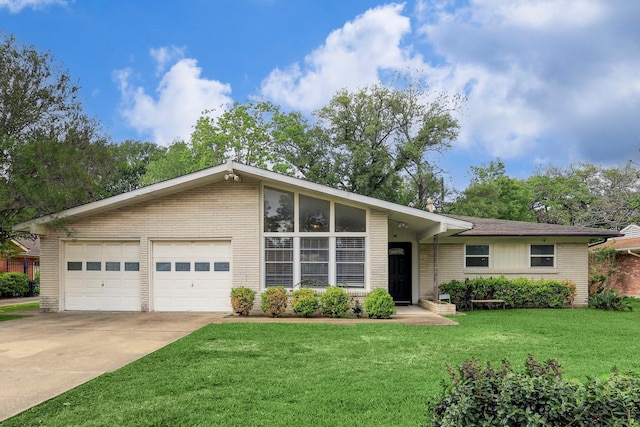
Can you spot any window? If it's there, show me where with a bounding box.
[465,245,489,267]
[105,262,121,271]
[335,203,366,232]
[214,262,230,272]
[264,187,294,232]
[67,261,82,271]
[336,237,365,287]
[531,244,555,267]
[299,195,330,232]
[86,262,101,271]
[265,237,293,287]
[125,262,140,272]
[175,262,191,272]
[300,237,329,283]
[195,262,210,272]
[156,262,171,272]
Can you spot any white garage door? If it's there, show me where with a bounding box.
[152,241,232,312]
[64,241,141,311]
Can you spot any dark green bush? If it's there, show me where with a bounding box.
[589,289,633,311]
[364,288,396,319]
[0,272,29,297]
[439,276,576,310]
[430,356,640,426]
[260,286,288,317]
[291,288,319,317]
[320,286,350,318]
[230,287,255,316]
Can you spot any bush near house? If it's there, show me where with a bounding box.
[430,357,640,426]
[589,288,633,311]
[0,272,29,297]
[320,286,350,318]
[364,288,396,319]
[260,286,288,317]
[440,276,576,310]
[230,287,256,316]
[291,288,319,317]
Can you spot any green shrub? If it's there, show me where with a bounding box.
[291,288,319,317]
[589,289,633,311]
[260,286,288,317]
[320,286,350,318]
[364,288,396,319]
[430,356,640,426]
[230,287,256,316]
[0,272,29,297]
[439,276,577,310]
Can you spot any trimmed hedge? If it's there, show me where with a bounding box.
[430,357,640,426]
[0,272,29,297]
[439,276,576,310]
[364,288,396,319]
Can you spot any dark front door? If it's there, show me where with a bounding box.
[388,242,412,305]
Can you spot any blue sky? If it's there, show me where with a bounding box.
[1,0,639,190]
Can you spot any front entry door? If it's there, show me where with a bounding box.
[388,242,412,305]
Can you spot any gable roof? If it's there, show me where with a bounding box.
[14,161,473,237]
[591,237,640,252]
[442,214,621,238]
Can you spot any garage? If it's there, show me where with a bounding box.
[64,241,141,311]
[152,241,232,312]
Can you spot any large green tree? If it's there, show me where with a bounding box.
[0,34,115,241]
[448,160,535,221]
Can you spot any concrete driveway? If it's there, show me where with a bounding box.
[0,311,226,421]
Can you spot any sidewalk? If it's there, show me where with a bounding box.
[0,296,39,307]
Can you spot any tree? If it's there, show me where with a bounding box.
[102,140,164,196]
[448,160,534,221]
[316,81,464,206]
[0,34,114,241]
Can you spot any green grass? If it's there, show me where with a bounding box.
[0,302,39,322]
[4,300,640,427]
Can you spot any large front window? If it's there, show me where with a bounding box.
[263,187,367,288]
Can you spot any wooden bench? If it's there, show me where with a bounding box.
[470,299,506,310]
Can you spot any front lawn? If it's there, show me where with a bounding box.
[0,302,39,322]
[4,300,640,427]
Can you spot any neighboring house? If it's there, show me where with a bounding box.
[590,224,640,297]
[1,238,40,280]
[14,161,618,312]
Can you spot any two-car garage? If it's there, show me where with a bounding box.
[63,240,232,312]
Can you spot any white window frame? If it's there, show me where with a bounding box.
[530,244,556,268]
[262,186,368,288]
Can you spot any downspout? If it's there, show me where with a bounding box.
[433,234,439,301]
[627,250,640,258]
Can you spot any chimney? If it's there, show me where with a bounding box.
[427,199,435,213]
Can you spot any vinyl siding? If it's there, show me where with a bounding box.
[420,242,590,306]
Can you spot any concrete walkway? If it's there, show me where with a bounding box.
[0,311,225,421]
[0,303,455,421]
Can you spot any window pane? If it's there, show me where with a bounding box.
[214,262,230,272]
[335,203,366,232]
[175,262,190,272]
[265,237,293,287]
[106,262,121,271]
[301,237,329,283]
[264,187,294,232]
[336,237,365,287]
[195,262,210,272]
[466,245,489,256]
[67,261,82,271]
[156,262,171,272]
[531,257,554,267]
[299,194,330,232]
[531,244,554,255]
[125,262,140,272]
[86,262,101,271]
[466,257,489,267]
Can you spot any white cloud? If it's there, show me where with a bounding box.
[150,46,186,76]
[417,0,640,164]
[115,54,232,146]
[260,3,426,111]
[0,0,67,13]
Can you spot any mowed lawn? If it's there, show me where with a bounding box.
[4,300,640,427]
